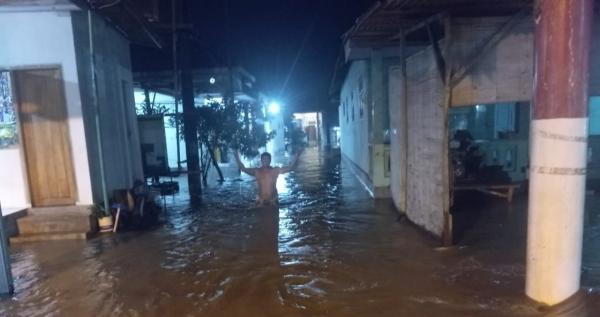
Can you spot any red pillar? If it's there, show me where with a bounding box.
[527,0,594,305]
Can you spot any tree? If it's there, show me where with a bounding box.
[181,99,274,184]
[284,115,307,153]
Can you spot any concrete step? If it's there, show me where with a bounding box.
[26,205,91,216]
[17,214,94,235]
[11,205,97,242]
[10,231,94,244]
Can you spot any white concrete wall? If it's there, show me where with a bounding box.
[450,17,534,106]
[369,52,393,197]
[339,56,394,197]
[0,10,94,208]
[71,11,144,201]
[138,115,168,167]
[132,91,186,169]
[405,46,446,237]
[339,60,370,177]
[451,17,600,105]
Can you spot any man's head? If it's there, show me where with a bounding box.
[260,152,272,167]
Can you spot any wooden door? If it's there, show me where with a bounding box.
[14,68,77,206]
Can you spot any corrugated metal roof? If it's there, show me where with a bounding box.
[89,0,163,48]
[0,0,73,5]
[344,0,532,44]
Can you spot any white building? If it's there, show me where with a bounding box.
[336,54,395,199]
[133,69,287,169]
[0,1,145,240]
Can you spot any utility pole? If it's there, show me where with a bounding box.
[178,0,202,202]
[526,0,594,305]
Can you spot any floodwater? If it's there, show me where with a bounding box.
[2,148,600,316]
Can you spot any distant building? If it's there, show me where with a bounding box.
[133,67,286,168]
[332,42,398,198]
[293,112,325,149]
[135,66,260,105]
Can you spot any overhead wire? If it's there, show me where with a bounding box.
[277,1,323,101]
[96,0,122,10]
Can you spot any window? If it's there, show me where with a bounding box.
[0,71,18,149]
[493,103,516,138]
[589,97,600,135]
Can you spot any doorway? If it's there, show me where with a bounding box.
[14,68,77,207]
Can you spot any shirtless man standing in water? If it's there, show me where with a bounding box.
[235,150,302,206]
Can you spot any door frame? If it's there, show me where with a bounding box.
[11,65,78,206]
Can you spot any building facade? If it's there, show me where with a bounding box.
[338,51,396,198]
[0,4,143,212]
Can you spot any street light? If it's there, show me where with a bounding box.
[268,101,280,114]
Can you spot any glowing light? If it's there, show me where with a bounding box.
[209,77,216,85]
[268,102,281,114]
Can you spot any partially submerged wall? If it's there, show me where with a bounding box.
[0,10,94,208]
[72,11,143,202]
[339,60,371,183]
[387,14,600,240]
[405,46,446,237]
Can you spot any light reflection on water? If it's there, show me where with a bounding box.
[1,148,600,316]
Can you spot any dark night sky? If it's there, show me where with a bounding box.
[133,0,376,113]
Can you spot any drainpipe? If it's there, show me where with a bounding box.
[526,0,594,305]
[88,10,110,215]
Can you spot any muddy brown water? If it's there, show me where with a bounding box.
[2,148,600,316]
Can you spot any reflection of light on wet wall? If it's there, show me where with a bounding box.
[276,173,290,195]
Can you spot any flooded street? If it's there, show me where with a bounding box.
[2,148,600,316]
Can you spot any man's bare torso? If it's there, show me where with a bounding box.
[235,150,301,207]
[254,167,280,206]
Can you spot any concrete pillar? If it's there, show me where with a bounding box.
[526,0,594,305]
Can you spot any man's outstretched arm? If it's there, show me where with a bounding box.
[279,150,303,174]
[235,151,257,176]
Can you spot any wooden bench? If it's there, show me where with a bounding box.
[453,183,520,203]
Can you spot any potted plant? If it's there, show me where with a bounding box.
[93,203,113,233]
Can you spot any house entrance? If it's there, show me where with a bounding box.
[14,68,77,207]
